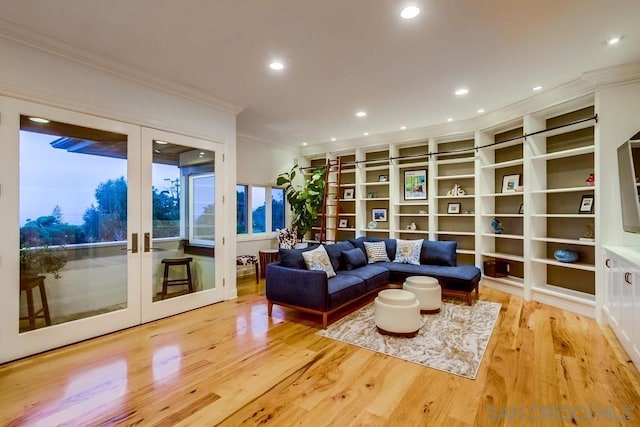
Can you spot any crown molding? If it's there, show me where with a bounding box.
[0,18,244,116]
[301,61,640,156]
[236,131,301,150]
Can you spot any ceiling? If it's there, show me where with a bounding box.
[1,1,639,147]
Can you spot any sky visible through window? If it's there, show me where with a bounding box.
[20,131,177,226]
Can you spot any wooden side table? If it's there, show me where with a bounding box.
[259,249,280,279]
[20,275,51,331]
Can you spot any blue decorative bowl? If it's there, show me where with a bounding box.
[554,249,579,263]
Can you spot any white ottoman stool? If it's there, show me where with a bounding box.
[403,276,441,314]
[374,289,421,337]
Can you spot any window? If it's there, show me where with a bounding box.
[189,173,215,245]
[272,188,285,231]
[237,185,285,236]
[236,185,248,234]
[252,186,266,233]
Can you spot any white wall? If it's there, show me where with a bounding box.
[236,136,299,256]
[596,82,640,247]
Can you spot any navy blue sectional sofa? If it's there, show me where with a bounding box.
[266,237,481,328]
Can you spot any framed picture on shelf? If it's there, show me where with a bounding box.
[447,202,461,214]
[338,218,348,228]
[501,173,521,193]
[404,169,427,200]
[343,188,354,199]
[378,174,389,182]
[367,191,376,198]
[372,208,387,222]
[518,203,524,214]
[578,195,594,213]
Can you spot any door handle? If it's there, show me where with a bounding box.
[624,272,632,285]
[144,232,160,252]
[605,258,611,268]
[120,233,139,253]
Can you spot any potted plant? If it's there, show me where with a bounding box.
[20,243,68,279]
[276,164,326,240]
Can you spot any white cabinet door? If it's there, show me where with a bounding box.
[620,258,634,347]
[631,266,640,365]
[604,253,621,327]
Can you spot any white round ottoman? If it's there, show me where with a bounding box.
[403,276,441,314]
[374,289,421,337]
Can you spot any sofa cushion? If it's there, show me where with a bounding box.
[302,245,336,278]
[342,247,367,270]
[421,240,457,266]
[323,241,355,271]
[394,239,423,265]
[279,245,318,269]
[327,274,366,308]
[338,265,390,292]
[364,241,391,263]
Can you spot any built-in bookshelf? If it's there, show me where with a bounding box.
[434,136,476,264]
[528,105,596,302]
[303,96,601,318]
[478,123,525,288]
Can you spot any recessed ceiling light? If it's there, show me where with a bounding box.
[302,142,308,146]
[356,111,367,117]
[155,140,169,145]
[28,117,50,123]
[400,126,407,130]
[447,118,453,122]
[331,137,336,142]
[400,5,420,19]
[363,132,369,136]
[455,88,469,96]
[477,108,485,114]
[269,61,284,70]
[608,36,620,45]
[532,85,543,91]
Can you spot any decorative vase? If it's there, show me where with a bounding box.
[586,173,595,186]
[554,249,579,263]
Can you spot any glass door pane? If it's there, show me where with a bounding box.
[19,116,131,332]
[142,128,223,322]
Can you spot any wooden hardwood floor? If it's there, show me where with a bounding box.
[1,279,639,426]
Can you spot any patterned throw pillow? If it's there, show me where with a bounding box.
[394,239,424,265]
[276,227,298,249]
[363,241,390,263]
[301,245,336,278]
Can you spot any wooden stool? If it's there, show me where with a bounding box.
[236,255,259,283]
[20,275,51,331]
[161,258,194,299]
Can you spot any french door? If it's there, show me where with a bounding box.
[140,127,224,322]
[0,98,224,363]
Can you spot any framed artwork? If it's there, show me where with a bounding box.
[404,169,427,200]
[343,188,354,199]
[338,218,348,228]
[501,173,521,193]
[378,174,389,182]
[518,203,524,214]
[447,202,461,214]
[579,195,594,213]
[372,208,387,222]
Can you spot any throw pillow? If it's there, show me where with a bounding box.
[363,240,390,263]
[302,245,336,278]
[393,239,423,265]
[341,248,367,270]
[421,240,458,266]
[279,245,317,269]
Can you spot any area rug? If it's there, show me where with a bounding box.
[317,299,501,379]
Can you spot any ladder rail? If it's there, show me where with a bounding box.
[319,158,342,244]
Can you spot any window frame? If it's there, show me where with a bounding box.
[236,183,286,240]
